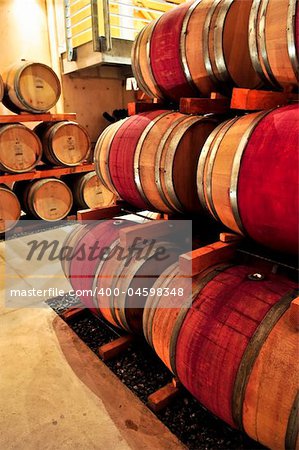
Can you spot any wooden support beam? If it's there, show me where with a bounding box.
[180,97,230,115]
[128,101,167,116]
[77,205,122,221]
[179,241,237,276]
[289,297,299,331]
[119,220,186,248]
[98,335,134,361]
[230,88,297,111]
[61,307,85,321]
[219,232,243,243]
[148,379,181,412]
[0,113,76,123]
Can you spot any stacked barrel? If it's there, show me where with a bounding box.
[131,0,298,101]
[0,61,116,231]
[82,1,299,449]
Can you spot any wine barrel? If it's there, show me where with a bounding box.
[197,105,299,254]
[64,171,116,209]
[61,223,91,279]
[0,184,21,232]
[95,241,181,333]
[175,265,297,446]
[0,74,4,103]
[68,219,134,314]
[95,110,218,214]
[14,178,73,221]
[34,121,91,166]
[132,0,261,102]
[242,302,299,450]
[0,124,42,173]
[144,261,298,447]
[249,0,298,90]
[2,61,61,113]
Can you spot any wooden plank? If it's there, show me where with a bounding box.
[180,97,230,115]
[98,335,134,361]
[179,241,237,276]
[230,88,296,111]
[77,204,122,221]
[289,297,299,331]
[61,307,85,321]
[148,381,180,412]
[119,220,186,248]
[219,232,243,243]
[128,101,167,116]
[0,163,94,184]
[0,113,76,123]
[210,92,228,99]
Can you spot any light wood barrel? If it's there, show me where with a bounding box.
[64,171,116,209]
[0,124,42,173]
[14,178,73,221]
[94,238,180,333]
[241,302,299,450]
[0,184,21,232]
[2,61,61,113]
[34,121,91,166]
[132,0,261,101]
[0,74,4,103]
[249,0,298,90]
[197,105,299,254]
[95,111,218,214]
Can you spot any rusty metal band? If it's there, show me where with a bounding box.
[213,0,234,84]
[145,18,165,101]
[232,289,299,430]
[287,0,299,81]
[180,0,203,93]
[205,116,240,222]
[285,390,299,450]
[164,116,205,213]
[230,110,272,235]
[169,263,233,375]
[248,0,272,87]
[197,119,231,214]
[133,111,171,208]
[259,0,281,88]
[203,0,223,88]
[143,263,179,347]
[154,115,189,213]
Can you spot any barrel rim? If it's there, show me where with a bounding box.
[0,184,21,232]
[146,19,165,101]
[203,0,223,89]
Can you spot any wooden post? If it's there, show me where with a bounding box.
[147,378,181,412]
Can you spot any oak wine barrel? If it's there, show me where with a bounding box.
[132,0,262,102]
[94,110,218,214]
[2,61,61,113]
[0,184,21,232]
[144,262,298,449]
[14,178,73,221]
[0,124,42,173]
[249,0,298,90]
[63,171,116,209]
[197,105,299,254]
[34,121,91,166]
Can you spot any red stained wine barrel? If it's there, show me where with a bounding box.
[132,0,263,102]
[108,110,162,209]
[95,110,218,214]
[68,219,133,312]
[198,105,299,254]
[175,265,297,431]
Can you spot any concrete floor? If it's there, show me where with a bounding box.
[0,235,184,450]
